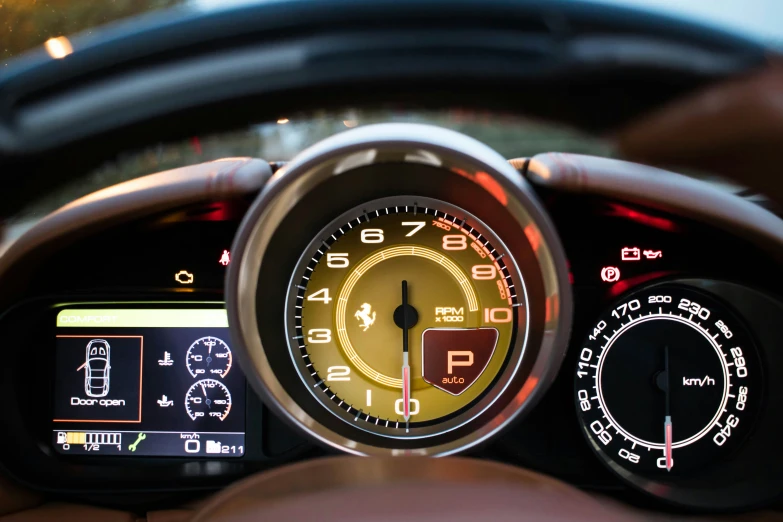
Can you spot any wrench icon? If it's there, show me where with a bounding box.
[128,432,146,452]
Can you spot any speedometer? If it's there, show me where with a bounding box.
[575,284,762,475]
[290,197,520,435]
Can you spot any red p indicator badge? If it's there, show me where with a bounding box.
[422,328,498,395]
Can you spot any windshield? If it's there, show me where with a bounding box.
[1,0,782,65]
[7,109,613,222]
[1,0,185,65]
[590,0,782,48]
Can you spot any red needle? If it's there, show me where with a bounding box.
[663,345,673,471]
[403,355,411,421]
[665,416,673,471]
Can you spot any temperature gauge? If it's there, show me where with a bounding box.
[186,337,232,378]
[185,379,232,421]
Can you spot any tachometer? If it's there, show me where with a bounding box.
[291,198,520,435]
[575,284,761,475]
[227,123,572,455]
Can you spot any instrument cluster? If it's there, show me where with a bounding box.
[0,124,781,512]
[52,307,246,458]
[227,124,570,456]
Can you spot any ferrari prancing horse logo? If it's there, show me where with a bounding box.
[354,303,376,331]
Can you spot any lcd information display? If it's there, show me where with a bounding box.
[52,308,245,457]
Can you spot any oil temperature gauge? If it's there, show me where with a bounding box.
[186,337,232,378]
[575,284,762,475]
[185,379,233,421]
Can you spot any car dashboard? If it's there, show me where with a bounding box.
[1,0,783,517]
[1,143,782,513]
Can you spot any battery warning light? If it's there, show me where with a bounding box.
[621,246,663,261]
[621,247,641,261]
[219,250,231,266]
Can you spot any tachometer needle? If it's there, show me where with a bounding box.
[401,280,411,425]
[664,345,673,471]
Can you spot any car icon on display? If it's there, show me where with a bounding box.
[84,339,111,397]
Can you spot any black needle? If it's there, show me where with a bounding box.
[664,345,671,417]
[402,280,409,354]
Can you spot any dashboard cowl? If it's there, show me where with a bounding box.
[0,157,271,311]
[524,153,783,261]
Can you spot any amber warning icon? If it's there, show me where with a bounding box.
[421,328,498,395]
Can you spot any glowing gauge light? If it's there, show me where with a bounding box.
[186,337,232,379]
[225,122,573,456]
[575,285,761,475]
[185,379,232,421]
[289,198,524,436]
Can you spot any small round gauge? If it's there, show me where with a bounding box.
[575,284,762,476]
[291,197,523,437]
[185,379,233,421]
[186,337,232,379]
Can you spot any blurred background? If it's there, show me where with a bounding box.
[1,0,781,223]
[4,0,782,64]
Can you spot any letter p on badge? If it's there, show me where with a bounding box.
[422,328,498,395]
[447,351,474,374]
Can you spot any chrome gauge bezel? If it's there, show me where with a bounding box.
[226,123,573,456]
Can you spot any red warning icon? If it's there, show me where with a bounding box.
[421,328,498,395]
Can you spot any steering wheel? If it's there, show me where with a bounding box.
[0,0,771,216]
[191,457,638,521]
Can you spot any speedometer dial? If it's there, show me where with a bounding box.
[575,284,762,475]
[291,197,521,435]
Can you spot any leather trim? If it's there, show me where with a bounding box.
[0,473,40,517]
[0,157,271,316]
[191,456,639,522]
[525,153,783,260]
[615,60,783,207]
[1,503,136,522]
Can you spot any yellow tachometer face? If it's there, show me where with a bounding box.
[290,199,524,435]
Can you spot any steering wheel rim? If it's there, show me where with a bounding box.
[191,456,638,522]
[0,0,766,219]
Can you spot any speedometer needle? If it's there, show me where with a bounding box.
[665,417,673,471]
[664,345,673,472]
[401,280,411,426]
